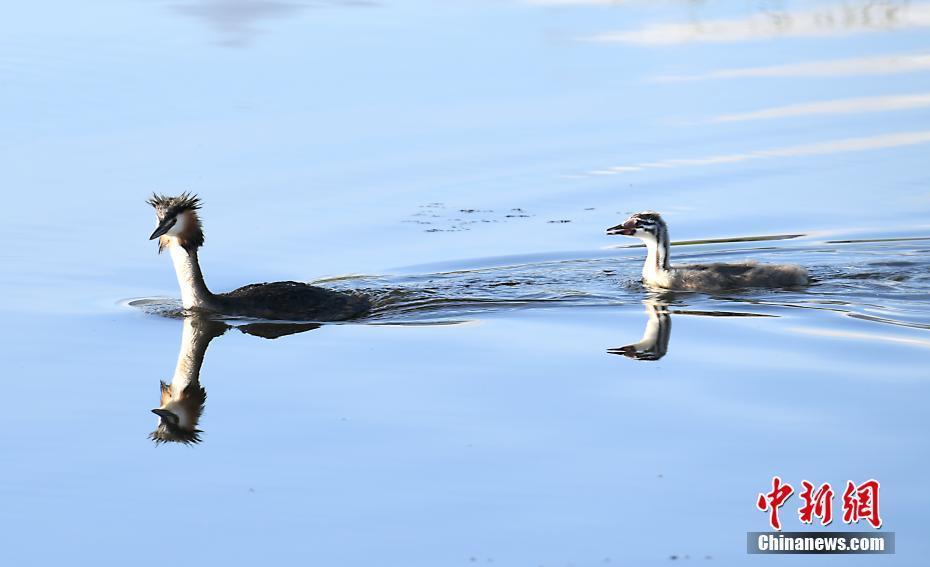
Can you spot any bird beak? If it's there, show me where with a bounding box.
[607,345,636,357]
[151,408,174,419]
[149,217,176,240]
[606,219,637,236]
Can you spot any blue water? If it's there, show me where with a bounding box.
[1,1,929,565]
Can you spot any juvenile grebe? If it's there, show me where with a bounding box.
[148,193,370,320]
[606,211,808,291]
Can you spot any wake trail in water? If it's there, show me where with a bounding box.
[131,232,930,331]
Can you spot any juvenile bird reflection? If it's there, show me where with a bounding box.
[608,299,671,361]
[151,315,320,445]
[608,296,780,362]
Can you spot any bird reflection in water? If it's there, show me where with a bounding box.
[609,294,779,361]
[150,315,319,445]
[608,298,672,361]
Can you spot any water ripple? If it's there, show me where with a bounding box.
[131,232,930,333]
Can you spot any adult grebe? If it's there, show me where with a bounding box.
[147,193,370,321]
[607,211,809,291]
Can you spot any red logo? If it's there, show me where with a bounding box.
[757,477,882,530]
[798,480,834,526]
[756,476,793,531]
[842,479,882,529]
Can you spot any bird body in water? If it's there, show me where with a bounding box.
[148,193,370,321]
[606,211,809,291]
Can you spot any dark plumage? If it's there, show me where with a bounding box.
[217,281,371,321]
[147,191,202,219]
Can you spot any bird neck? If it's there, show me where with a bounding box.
[639,301,671,357]
[168,244,215,310]
[642,229,671,281]
[159,317,215,435]
[170,318,211,392]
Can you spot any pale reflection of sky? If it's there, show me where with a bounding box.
[526,0,634,4]
[652,52,930,82]
[586,2,930,44]
[583,131,930,176]
[169,0,375,47]
[788,327,930,349]
[707,93,930,123]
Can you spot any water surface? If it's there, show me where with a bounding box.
[1,1,929,565]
